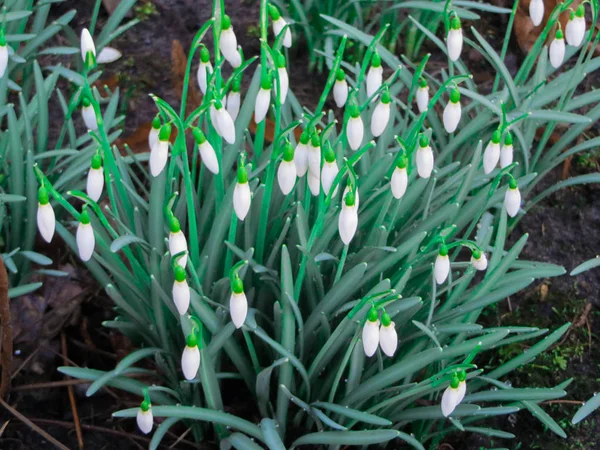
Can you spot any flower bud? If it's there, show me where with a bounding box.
[550,29,566,68]
[80,28,96,66]
[566,6,586,47]
[76,209,95,262]
[379,312,397,357]
[168,216,188,267]
[416,134,434,179]
[470,249,488,271]
[441,374,462,417]
[366,52,383,99]
[308,133,321,177]
[214,100,236,144]
[220,15,241,68]
[371,90,391,137]
[0,33,8,79]
[434,245,450,284]
[529,0,544,26]
[148,116,161,151]
[447,17,463,62]
[504,177,521,218]
[333,69,348,108]
[37,187,55,243]
[321,144,339,196]
[343,184,360,210]
[197,46,213,95]
[338,191,358,244]
[255,77,272,124]
[391,156,408,199]
[347,105,364,151]
[230,276,248,328]
[443,88,461,133]
[275,53,289,104]
[181,333,200,380]
[193,128,219,175]
[172,266,190,315]
[87,154,104,202]
[233,165,251,220]
[483,130,501,174]
[416,78,429,113]
[150,124,171,177]
[277,142,297,195]
[81,97,98,131]
[499,132,513,169]
[270,6,292,48]
[362,307,380,357]
[227,77,242,121]
[294,131,310,177]
[136,400,153,434]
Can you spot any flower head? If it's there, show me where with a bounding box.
[37,186,55,243]
[362,307,380,357]
[470,249,488,271]
[172,266,190,315]
[483,130,501,174]
[294,130,310,177]
[321,144,339,196]
[434,244,450,284]
[150,124,171,177]
[81,97,98,131]
[416,78,429,113]
[338,190,358,244]
[333,69,348,108]
[197,46,213,95]
[371,89,391,137]
[233,163,251,220]
[443,88,461,133]
[366,51,383,99]
[379,311,398,357]
[80,28,96,67]
[87,153,104,202]
[447,17,463,62]
[193,128,219,175]
[230,275,248,328]
[76,208,95,262]
[277,141,297,195]
[504,176,521,218]
[220,15,241,68]
[255,76,272,124]
[391,155,408,199]
[347,104,364,151]
[499,132,513,169]
[441,373,463,417]
[181,332,201,380]
[0,32,8,78]
[529,0,544,26]
[416,134,434,179]
[136,399,153,434]
[550,29,566,68]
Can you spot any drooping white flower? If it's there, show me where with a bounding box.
[197,46,213,95]
[321,145,339,196]
[150,124,171,177]
[347,105,364,151]
[80,28,96,64]
[148,116,161,151]
[76,210,95,262]
[483,130,501,174]
[96,46,122,64]
[499,132,513,169]
[172,266,190,315]
[181,335,200,381]
[37,187,55,243]
[81,97,98,131]
[87,154,104,202]
[168,216,188,267]
[308,172,320,196]
[338,190,358,245]
[193,128,219,175]
[333,69,348,108]
[220,15,241,68]
[443,88,461,133]
[269,5,293,48]
[230,275,248,328]
[566,6,586,47]
[434,245,450,285]
[447,17,463,62]
[307,133,321,177]
[391,157,408,199]
[0,35,8,78]
[233,165,251,220]
[255,77,272,124]
[371,90,391,137]
[504,178,521,218]
[471,250,488,271]
[441,376,463,417]
[550,29,566,69]
[214,100,236,144]
[275,53,289,104]
[362,308,380,357]
[294,131,310,177]
[416,135,434,179]
[277,142,297,195]
[136,402,153,434]
[416,78,429,113]
[366,52,383,99]
[379,312,398,357]
[529,0,544,26]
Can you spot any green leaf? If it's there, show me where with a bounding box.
[571,256,600,275]
[311,401,392,426]
[20,251,52,266]
[0,194,26,203]
[260,419,287,450]
[149,418,179,450]
[8,282,43,298]
[291,430,408,448]
[465,388,566,402]
[463,426,515,439]
[110,234,149,252]
[528,110,591,124]
[572,393,600,424]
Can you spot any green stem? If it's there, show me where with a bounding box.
[333,245,348,284]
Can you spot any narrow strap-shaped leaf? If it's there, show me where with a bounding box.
[149,417,179,450]
[260,418,287,450]
[311,401,392,426]
[571,256,600,275]
[291,430,404,449]
[572,393,600,425]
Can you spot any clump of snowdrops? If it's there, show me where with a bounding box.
[39,0,600,447]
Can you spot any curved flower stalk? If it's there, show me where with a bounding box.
[193,128,219,175]
[347,104,364,151]
[550,29,566,68]
[416,78,429,113]
[81,97,98,131]
[233,162,251,221]
[321,144,339,196]
[172,266,190,315]
[379,311,398,357]
[150,123,172,177]
[86,153,104,202]
[443,88,461,133]
[268,4,292,48]
[255,76,272,124]
[566,5,586,47]
[366,51,383,99]
[277,141,297,195]
[391,154,408,199]
[220,15,241,68]
[294,130,310,177]
[0,33,8,78]
[483,129,501,174]
[529,0,544,26]
[36,186,55,243]
[230,272,248,329]
[338,189,358,244]
[333,69,348,108]
[275,52,289,104]
[434,244,450,284]
[371,89,391,137]
[181,331,200,381]
[168,216,188,268]
[416,134,434,179]
[504,175,521,217]
[499,131,513,169]
[76,208,95,262]
[362,307,380,357]
[227,76,242,121]
[197,46,213,95]
[447,16,463,62]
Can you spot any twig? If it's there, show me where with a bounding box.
[0,397,71,450]
[61,332,84,450]
[543,400,584,405]
[0,255,12,398]
[12,379,91,391]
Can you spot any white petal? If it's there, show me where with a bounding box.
[457,381,467,404]
[362,320,380,357]
[321,161,339,196]
[343,186,360,210]
[210,105,220,133]
[294,143,309,177]
[471,254,488,271]
[447,29,463,62]
[499,144,513,169]
[483,142,500,174]
[86,167,104,202]
[217,108,236,144]
[434,254,450,284]
[136,409,153,434]
[76,223,95,262]
[233,182,251,220]
[441,386,462,417]
[37,203,55,243]
[227,92,241,121]
[504,187,521,218]
[338,204,358,245]
[80,28,96,62]
[366,66,383,99]
[0,46,8,78]
[197,62,213,95]
[529,0,544,26]
[199,141,219,175]
[148,127,159,151]
[169,230,188,268]
[307,145,321,177]
[277,160,297,195]
[308,171,320,196]
[172,280,191,315]
[443,102,461,133]
[416,87,429,113]
[277,67,289,104]
[228,50,242,69]
[347,116,364,151]
[220,28,239,67]
[181,345,200,380]
[550,38,565,68]
[371,102,391,137]
[333,79,348,108]
[255,88,271,124]
[150,140,169,177]
[81,105,98,130]
[273,18,292,48]
[96,46,122,64]
[230,291,248,328]
[570,17,586,47]
[391,167,408,199]
[379,323,398,357]
[416,146,434,179]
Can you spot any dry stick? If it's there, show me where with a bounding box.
[0,397,71,450]
[0,255,11,398]
[12,379,91,391]
[61,332,84,450]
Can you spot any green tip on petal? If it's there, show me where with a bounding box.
[367,307,378,322]
[140,400,151,412]
[419,77,427,88]
[324,144,336,163]
[349,104,360,118]
[381,89,391,104]
[152,116,161,130]
[276,52,286,68]
[504,132,513,146]
[174,265,186,282]
[371,51,381,68]
[381,312,392,327]
[91,153,102,170]
[237,165,248,184]
[80,208,91,225]
[450,374,460,389]
[268,4,281,20]
[192,127,207,145]
[169,216,181,233]
[450,88,460,104]
[419,134,429,148]
[344,191,356,207]
[311,133,320,148]
[458,370,467,382]
[397,155,408,169]
[186,333,198,348]
[491,130,501,144]
[472,249,482,260]
[82,97,91,107]
[159,123,172,141]
[576,4,585,17]
[283,141,295,161]
[439,244,448,257]
[556,29,564,40]
[231,276,244,294]
[38,186,49,205]
[336,69,345,81]
[508,176,518,190]
[451,16,461,30]
[200,46,210,63]
[222,14,232,30]
[261,76,272,90]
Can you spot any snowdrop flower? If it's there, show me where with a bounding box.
[76,209,95,262]
[213,99,236,144]
[379,311,398,357]
[172,266,190,315]
[136,400,153,434]
[227,77,242,121]
[80,28,96,67]
[483,130,501,174]
[230,275,248,329]
[197,46,213,95]
[81,97,98,131]
[0,33,8,78]
[233,164,251,220]
[96,47,122,64]
[499,132,513,169]
[338,190,358,245]
[416,134,434,179]
[255,76,272,124]
[550,29,566,69]
[193,128,219,175]
[391,155,408,200]
[347,105,364,151]
[37,187,55,243]
[362,307,380,357]
[275,53,289,104]
[308,172,320,196]
[416,78,429,113]
[168,216,188,267]
[321,144,339,196]
[86,153,104,202]
[343,183,359,210]
[504,176,521,218]
[434,245,450,285]
[470,249,488,271]
[447,16,463,62]
[443,88,461,133]
[150,124,171,177]
[181,333,200,380]
[366,51,383,99]
[529,0,544,27]
[307,133,321,178]
[269,5,292,48]
[219,15,241,68]
[148,116,161,151]
[277,141,297,195]
[371,89,391,137]
[333,69,348,108]
[566,5,586,47]
[441,374,463,417]
[294,131,310,177]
